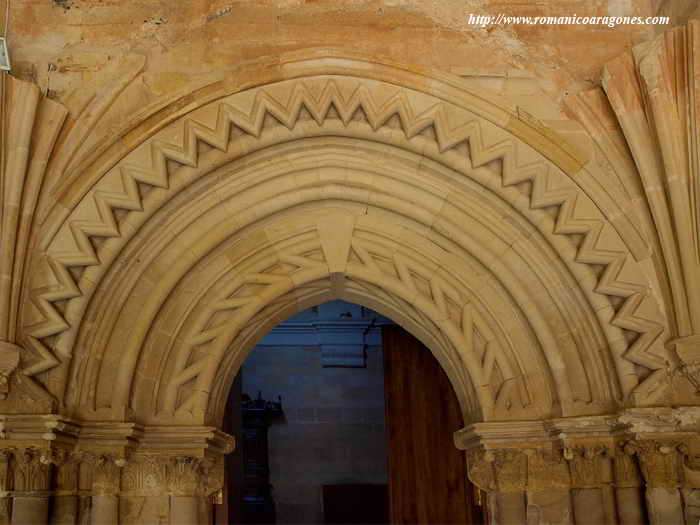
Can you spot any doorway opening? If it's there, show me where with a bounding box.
[219,300,484,525]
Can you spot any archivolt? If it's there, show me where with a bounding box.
[20,57,669,425]
[70,148,585,424]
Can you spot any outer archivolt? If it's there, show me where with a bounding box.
[23,70,668,424]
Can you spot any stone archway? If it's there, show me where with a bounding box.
[24,56,667,421]
[2,49,695,524]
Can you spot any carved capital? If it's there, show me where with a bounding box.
[526,448,570,491]
[612,443,643,488]
[121,455,168,496]
[204,455,225,496]
[563,444,612,488]
[12,447,52,492]
[81,453,125,495]
[466,450,496,492]
[458,411,700,494]
[49,450,83,493]
[623,439,686,488]
[166,456,211,496]
[468,447,575,492]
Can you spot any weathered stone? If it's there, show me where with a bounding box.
[1,3,700,522]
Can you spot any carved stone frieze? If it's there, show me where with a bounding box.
[469,445,615,492]
[458,408,700,496]
[470,438,695,494]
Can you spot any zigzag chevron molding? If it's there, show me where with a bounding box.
[171,231,533,421]
[23,74,669,414]
[4,12,700,524]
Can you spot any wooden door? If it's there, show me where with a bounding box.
[383,325,483,524]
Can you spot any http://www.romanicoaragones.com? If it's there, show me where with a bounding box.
[466,13,670,28]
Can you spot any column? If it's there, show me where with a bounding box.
[77,454,93,525]
[612,446,645,525]
[468,445,618,524]
[119,426,233,524]
[466,448,528,524]
[0,451,11,525]
[10,448,52,525]
[526,448,573,524]
[564,445,616,525]
[167,457,210,525]
[50,451,80,525]
[457,420,646,524]
[88,454,124,525]
[624,440,686,524]
[119,456,168,524]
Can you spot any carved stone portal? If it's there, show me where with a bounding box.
[457,408,700,524]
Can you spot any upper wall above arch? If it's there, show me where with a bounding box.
[17,52,673,424]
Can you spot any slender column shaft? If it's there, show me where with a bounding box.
[645,487,684,524]
[487,491,527,524]
[51,495,79,525]
[51,455,80,525]
[10,449,51,525]
[615,487,645,525]
[682,489,700,523]
[527,489,573,525]
[11,496,49,525]
[0,498,9,525]
[91,494,119,525]
[600,486,619,524]
[88,455,123,525]
[171,496,201,525]
[571,488,606,524]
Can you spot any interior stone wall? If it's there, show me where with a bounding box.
[242,343,388,524]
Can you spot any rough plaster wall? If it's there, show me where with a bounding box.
[242,344,388,524]
[1,0,684,120]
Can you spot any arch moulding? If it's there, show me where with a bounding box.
[14,52,673,428]
[7,43,700,523]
